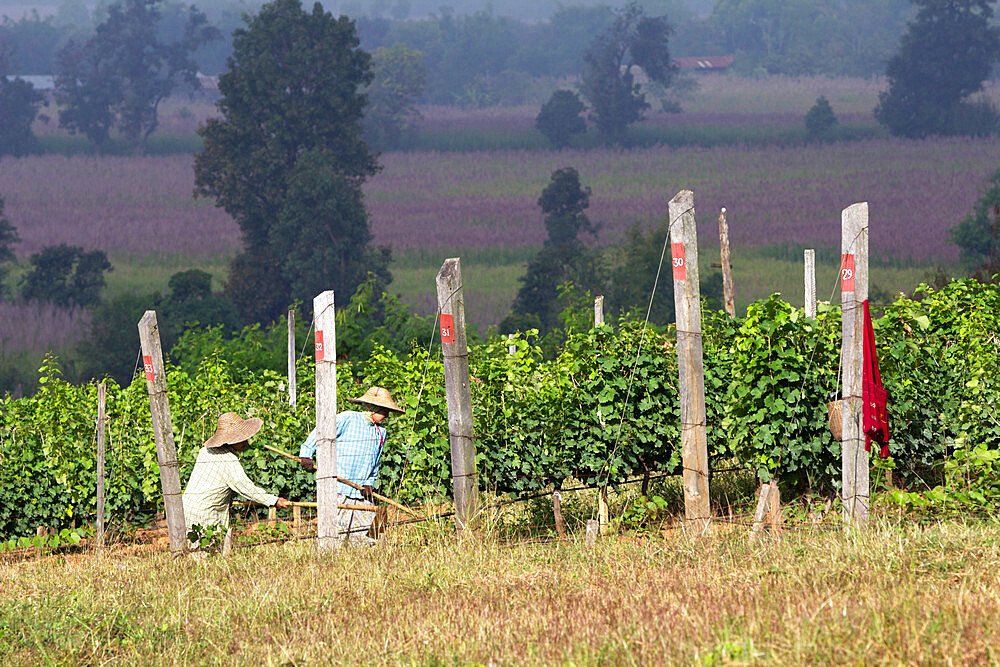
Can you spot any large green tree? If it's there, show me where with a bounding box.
[363,44,426,151]
[54,38,120,154]
[19,244,113,307]
[54,0,218,154]
[951,169,1000,266]
[579,2,676,144]
[875,0,1000,138]
[535,89,587,149]
[194,0,384,324]
[0,50,46,157]
[505,167,599,334]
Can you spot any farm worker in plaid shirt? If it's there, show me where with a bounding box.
[298,386,405,543]
[182,412,291,539]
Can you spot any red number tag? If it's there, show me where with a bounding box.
[143,355,154,382]
[440,314,456,343]
[315,330,324,361]
[841,254,855,292]
[671,243,686,281]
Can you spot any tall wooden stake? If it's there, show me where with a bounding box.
[669,190,711,531]
[841,203,869,527]
[287,309,297,408]
[594,295,604,326]
[804,249,816,318]
[138,311,186,553]
[436,258,479,531]
[598,486,609,535]
[553,490,567,538]
[718,207,736,318]
[314,290,340,550]
[96,382,106,554]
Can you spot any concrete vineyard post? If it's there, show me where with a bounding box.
[287,309,297,409]
[669,190,711,531]
[137,310,186,554]
[585,519,599,547]
[750,483,772,538]
[436,258,479,532]
[96,382,106,554]
[594,295,604,326]
[508,333,516,355]
[718,208,736,318]
[841,203,869,527]
[222,528,233,557]
[314,290,341,550]
[804,249,816,318]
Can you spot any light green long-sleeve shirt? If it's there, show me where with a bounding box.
[182,445,278,531]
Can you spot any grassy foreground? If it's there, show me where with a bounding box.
[3,519,1000,665]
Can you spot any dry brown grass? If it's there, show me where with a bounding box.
[3,518,1000,665]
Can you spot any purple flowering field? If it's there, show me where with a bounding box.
[367,137,999,263]
[2,136,996,265]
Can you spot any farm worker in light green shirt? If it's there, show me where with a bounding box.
[182,412,290,536]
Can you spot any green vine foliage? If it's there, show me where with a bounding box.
[721,296,841,492]
[3,280,1000,539]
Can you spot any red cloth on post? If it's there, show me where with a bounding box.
[862,299,890,458]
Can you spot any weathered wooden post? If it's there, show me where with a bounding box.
[841,203,869,527]
[314,290,340,550]
[96,382,106,554]
[293,505,302,537]
[669,190,711,531]
[804,249,816,318]
[553,490,567,538]
[597,487,609,535]
[287,309,297,408]
[138,311,186,553]
[436,258,479,531]
[718,207,736,318]
[769,482,781,537]
[593,294,609,533]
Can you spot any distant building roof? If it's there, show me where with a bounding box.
[674,56,734,71]
[5,75,55,90]
[196,73,219,90]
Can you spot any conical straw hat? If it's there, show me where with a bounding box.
[348,386,404,414]
[204,412,264,448]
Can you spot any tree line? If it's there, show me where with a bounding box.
[2,0,1000,396]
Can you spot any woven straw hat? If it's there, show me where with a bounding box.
[204,412,264,448]
[348,386,404,414]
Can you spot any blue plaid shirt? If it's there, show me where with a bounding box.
[298,411,386,499]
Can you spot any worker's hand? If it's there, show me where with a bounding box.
[361,485,375,503]
[299,457,315,471]
[275,498,291,509]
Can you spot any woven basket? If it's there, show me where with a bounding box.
[827,400,842,441]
